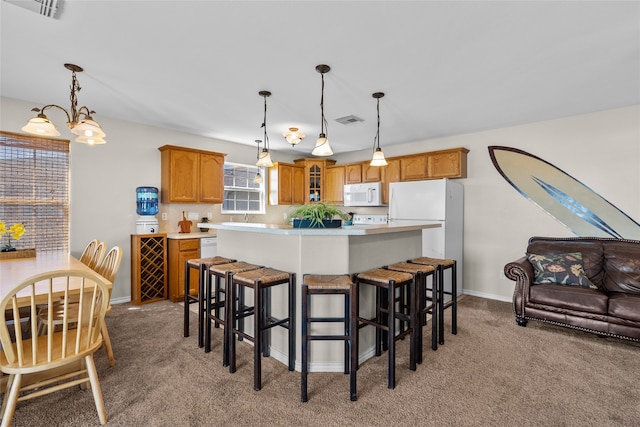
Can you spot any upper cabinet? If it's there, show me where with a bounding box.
[294,158,336,204]
[362,162,382,183]
[268,162,305,205]
[325,165,345,205]
[345,163,363,184]
[380,158,401,205]
[400,153,428,181]
[159,145,225,204]
[427,147,469,179]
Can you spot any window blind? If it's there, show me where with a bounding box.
[0,131,70,253]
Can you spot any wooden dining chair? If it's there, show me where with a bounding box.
[93,246,122,367]
[80,239,106,270]
[0,269,110,426]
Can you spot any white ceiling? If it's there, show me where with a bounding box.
[1,1,639,155]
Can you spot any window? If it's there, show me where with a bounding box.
[221,162,265,214]
[0,131,69,253]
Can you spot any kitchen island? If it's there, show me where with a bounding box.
[197,221,440,372]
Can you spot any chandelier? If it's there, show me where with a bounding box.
[21,63,106,145]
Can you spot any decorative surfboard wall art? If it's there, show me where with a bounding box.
[488,146,640,240]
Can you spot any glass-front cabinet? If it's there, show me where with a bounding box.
[294,158,336,204]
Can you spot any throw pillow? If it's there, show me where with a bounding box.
[527,252,597,289]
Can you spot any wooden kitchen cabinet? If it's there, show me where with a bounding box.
[159,145,225,204]
[268,162,305,205]
[427,147,469,179]
[294,158,336,204]
[168,237,200,302]
[381,158,401,205]
[362,162,382,182]
[400,153,429,181]
[345,163,362,184]
[325,165,345,204]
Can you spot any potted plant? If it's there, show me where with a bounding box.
[288,203,349,228]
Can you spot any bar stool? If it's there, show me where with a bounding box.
[301,274,357,402]
[355,268,417,390]
[384,262,438,362]
[409,257,457,345]
[228,267,295,391]
[205,261,262,366]
[183,256,236,348]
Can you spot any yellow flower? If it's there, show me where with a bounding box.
[0,221,6,235]
[9,223,25,240]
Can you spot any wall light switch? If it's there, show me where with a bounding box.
[188,212,198,220]
[207,212,212,220]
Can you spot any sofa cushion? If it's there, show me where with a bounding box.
[602,240,640,294]
[528,238,604,286]
[608,293,640,322]
[527,252,596,288]
[529,283,608,314]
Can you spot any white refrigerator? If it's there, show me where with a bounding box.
[388,178,463,294]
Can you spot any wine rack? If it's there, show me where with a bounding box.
[131,234,167,305]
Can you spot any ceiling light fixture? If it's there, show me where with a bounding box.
[255,90,274,167]
[253,139,264,183]
[370,92,388,167]
[311,64,333,156]
[21,63,106,145]
[283,127,305,146]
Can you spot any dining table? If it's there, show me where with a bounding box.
[0,252,112,304]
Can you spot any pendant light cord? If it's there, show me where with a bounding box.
[320,72,328,137]
[262,94,270,151]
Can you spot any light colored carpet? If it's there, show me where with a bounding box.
[7,296,640,426]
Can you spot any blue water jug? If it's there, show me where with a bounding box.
[136,186,159,216]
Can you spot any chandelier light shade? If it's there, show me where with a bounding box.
[283,127,305,146]
[256,91,274,167]
[21,63,106,145]
[254,139,268,179]
[312,64,334,156]
[370,92,388,167]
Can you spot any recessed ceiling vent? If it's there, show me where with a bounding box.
[4,0,63,19]
[335,115,364,126]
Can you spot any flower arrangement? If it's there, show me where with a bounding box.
[0,221,26,252]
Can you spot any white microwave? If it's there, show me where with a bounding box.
[343,182,384,207]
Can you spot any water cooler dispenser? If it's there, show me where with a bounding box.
[135,186,159,234]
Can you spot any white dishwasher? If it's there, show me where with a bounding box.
[200,237,217,257]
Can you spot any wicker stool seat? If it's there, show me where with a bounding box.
[355,268,417,389]
[410,256,457,344]
[205,261,262,366]
[184,256,235,348]
[228,267,296,391]
[386,262,438,361]
[301,274,357,402]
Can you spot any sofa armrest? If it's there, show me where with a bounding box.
[504,256,535,317]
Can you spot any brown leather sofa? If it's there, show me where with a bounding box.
[504,236,640,342]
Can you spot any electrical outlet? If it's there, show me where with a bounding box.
[207,212,212,220]
[188,212,198,220]
[161,212,168,221]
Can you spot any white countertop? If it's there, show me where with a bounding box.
[166,231,216,239]
[196,221,440,236]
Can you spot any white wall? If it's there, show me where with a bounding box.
[2,96,639,302]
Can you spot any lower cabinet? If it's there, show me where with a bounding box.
[131,234,167,305]
[168,238,200,302]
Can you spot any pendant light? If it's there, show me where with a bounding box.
[22,63,106,145]
[253,139,264,183]
[370,92,388,166]
[312,64,334,156]
[256,90,274,167]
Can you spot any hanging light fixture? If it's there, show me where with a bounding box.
[282,127,305,146]
[370,92,388,167]
[312,64,333,156]
[21,63,106,145]
[253,139,264,183]
[255,90,274,167]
